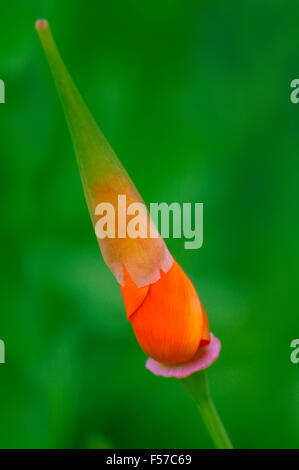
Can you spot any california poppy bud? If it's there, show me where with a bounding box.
[36,20,220,376]
[121,260,210,364]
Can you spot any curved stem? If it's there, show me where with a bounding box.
[181,370,233,449]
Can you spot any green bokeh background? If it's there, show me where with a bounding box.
[0,0,298,449]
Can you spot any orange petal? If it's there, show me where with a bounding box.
[199,305,211,347]
[120,266,149,319]
[121,259,210,364]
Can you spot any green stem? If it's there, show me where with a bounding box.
[181,370,233,449]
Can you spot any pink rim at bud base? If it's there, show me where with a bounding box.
[146,333,221,378]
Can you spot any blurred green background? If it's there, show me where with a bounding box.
[0,0,298,449]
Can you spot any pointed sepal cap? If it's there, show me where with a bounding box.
[35,19,173,287]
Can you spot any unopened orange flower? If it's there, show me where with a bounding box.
[36,20,220,378]
[121,260,211,365]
